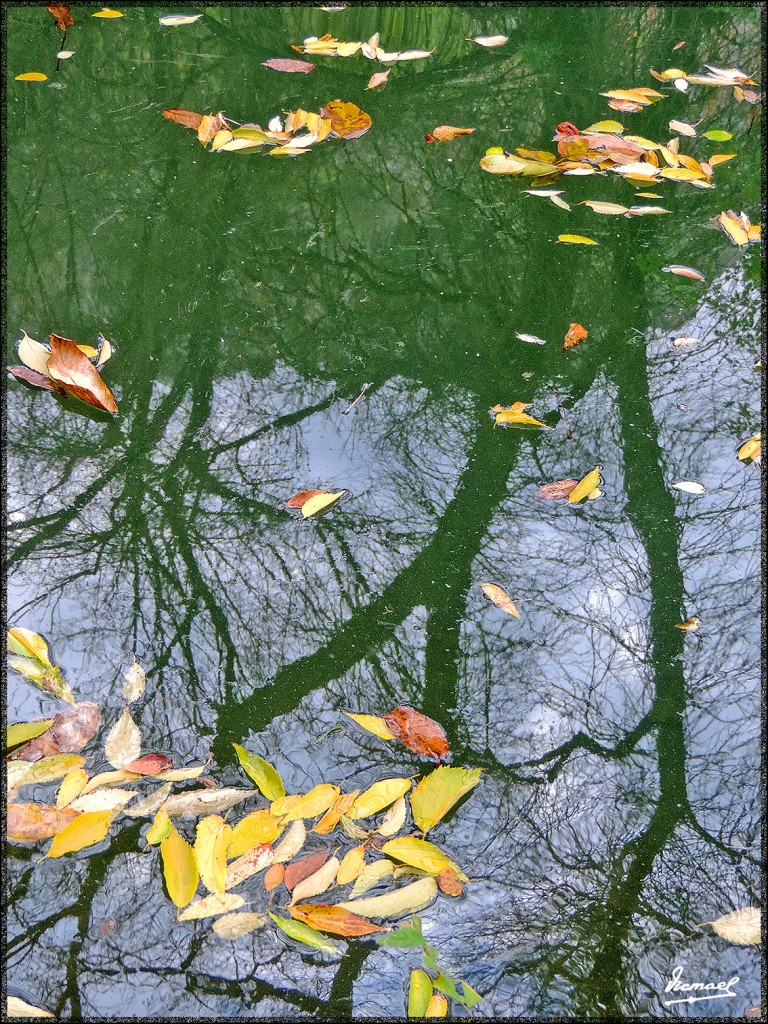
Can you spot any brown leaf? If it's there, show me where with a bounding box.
[436,867,463,896]
[264,863,284,892]
[427,125,475,142]
[662,264,706,282]
[8,365,66,392]
[46,334,118,413]
[8,803,80,842]
[47,4,74,30]
[10,702,101,762]
[382,705,450,762]
[286,488,328,509]
[290,904,387,937]
[124,753,174,776]
[262,58,315,74]
[320,99,372,139]
[536,479,580,500]
[673,40,686,50]
[198,114,225,146]
[480,583,520,618]
[284,849,330,891]
[163,107,205,130]
[563,323,588,350]
[608,98,644,112]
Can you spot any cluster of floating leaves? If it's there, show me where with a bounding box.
[7,630,483,1015]
[9,330,116,413]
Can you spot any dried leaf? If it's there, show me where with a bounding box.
[569,467,602,503]
[228,810,284,858]
[382,706,450,762]
[350,778,412,819]
[563,323,588,350]
[427,126,475,142]
[675,617,700,631]
[480,151,562,176]
[338,876,438,919]
[262,58,315,73]
[197,113,225,146]
[285,849,331,891]
[159,13,203,26]
[163,108,205,130]
[68,787,137,813]
[122,658,146,702]
[232,744,285,799]
[7,997,54,1018]
[737,433,761,463]
[264,863,284,892]
[6,718,55,754]
[8,365,63,392]
[212,911,269,938]
[320,99,372,139]
[290,855,340,904]
[226,843,276,889]
[337,844,367,884]
[381,836,466,879]
[301,490,345,518]
[291,903,386,937]
[104,707,141,769]
[470,35,508,47]
[7,627,54,664]
[163,787,259,818]
[161,823,199,907]
[411,766,482,834]
[80,768,141,795]
[673,336,699,347]
[351,858,395,896]
[514,332,548,345]
[315,791,359,833]
[269,912,339,953]
[344,712,396,741]
[378,795,408,837]
[480,583,519,618]
[17,331,52,376]
[709,153,737,166]
[46,810,115,857]
[367,69,391,90]
[580,200,628,215]
[47,4,74,31]
[662,265,706,282]
[273,820,307,862]
[47,334,118,413]
[492,403,550,429]
[123,783,173,819]
[16,753,87,787]
[672,480,706,494]
[716,210,751,247]
[340,814,371,840]
[195,815,232,893]
[537,479,579,500]
[7,803,80,842]
[558,234,598,245]
[279,784,340,821]
[436,867,463,897]
[178,892,244,920]
[698,907,761,945]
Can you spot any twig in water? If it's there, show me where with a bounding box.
[342,382,373,415]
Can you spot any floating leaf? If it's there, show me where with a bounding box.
[195,815,231,893]
[264,863,284,892]
[569,467,602,503]
[161,823,199,907]
[301,490,345,519]
[17,753,87,787]
[69,787,137,813]
[737,433,761,463]
[367,69,391,89]
[716,210,751,247]
[709,153,737,166]
[17,331,52,376]
[662,265,706,282]
[122,783,173,820]
[226,843,276,889]
[320,99,372,139]
[537,479,579,499]
[673,336,699,348]
[122,658,146,703]
[92,8,124,17]
[344,712,396,741]
[285,849,331,891]
[163,787,258,818]
[409,969,434,1017]
[338,876,438,919]
[675,616,701,631]
[232,744,285,800]
[6,997,54,1018]
[146,807,172,845]
[56,769,89,808]
[469,35,508,47]
[698,907,761,945]
[580,201,628,215]
[15,72,48,81]
[212,911,269,938]
[269,912,339,953]
[80,768,141,796]
[340,814,371,840]
[381,836,466,879]
[563,322,588,349]
[427,126,475,143]
[7,803,80,842]
[625,206,671,217]
[436,867,463,897]
[291,904,386,937]
[350,778,412,818]
[351,858,395,896]
[47,4,74,30]
[480,583,519,618]
[314,791,359,834]
[7,627,54,664]
[104,708,141,769]
[558,234,598,245]
[278,784,340,821]
[178,892,244,921]
[262,58,315,73]
[702,129,733,141]
[163,107,205,130]
[337,844,367,884]
[411,766,482,834]
[480,151,562,176]
[382,706,450,762]
[584,120,624,134]
[6,719,55,753]
[273,820,307,863]
[46,810,115,858]
[290,855,340,904]
[514,331,548,345]
[124,753,173,775]
[47,334,118,413]
[159,13,203,26]
[228,810,284,858]
[492,402,550,429]
[672,480,706,494]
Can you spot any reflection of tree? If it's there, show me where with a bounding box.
[6,4,762,1018]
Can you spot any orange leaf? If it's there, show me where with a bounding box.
[320,99,372,139]
[367,69,391,90]
[436,867,463,896]
[8,803,80,842]
[382,705,450,762]
[47,4,74,31]
[163,108,205,130]
[286,488,328,509]
[124,753,173,775]
[428,125,476,142]
[661,265,706,282]
[480,583,520,618]
[198,114,225,146]
[536,479,580,500]
[290,903,387,937]
[264,863,284,892]
[46,334,118,413]
[563,323,588,349]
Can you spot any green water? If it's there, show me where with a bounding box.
[5,5,762,1018]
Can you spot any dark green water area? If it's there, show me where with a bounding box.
[5,4,762,1018]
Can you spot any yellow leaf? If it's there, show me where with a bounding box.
[709,153,736,166]
[46,810,115,858]
[178,892,244,921]
[568,466,602,504]
[716,211,750,247]
[698,907,761,945]
[351,858,394,896]
[15,72,48,81]
[146,807,172,845]
[378,795,408,837]
[634,192,663,198]
[337,844,367,884]
[492,403,551,428]
[737,433,761,463]
[480,583,519,617]
[92,8,124,16]
[7,627,54,666]
[6,717,54,751]
[314,791,359,834]
[583,120,624,134]
[24,753,87,786]
[344,712,396,741]
[557,234,598,245]
[55,768,89,808]
[301,490,344,518]
[659,167,706,181]
[350,778,412,819]
[426,993,449,1017]
[410,766,482,834]
[381,836,467,879]
[624,135,662,150]
[279,784,340,821]
[7,997,54,1018]
[338,876,438,918]
[228,810,284,858]
[161,823,199,907]
[409,969,434,1017]
[579,201,628,215]
[195,815,232,893]
[17,331,52,376]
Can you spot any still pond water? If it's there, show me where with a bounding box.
[6,4,762,1018]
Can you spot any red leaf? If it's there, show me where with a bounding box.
[283,849,330,891]
[382,706,450,762]
[124,753,173,776]
[556,121,580,135]
[286,488,328,509]
[47,4,74,31]
[46,334,118,413]
[163,108,205,130]
[262,58,315,74]
[8,365,65,392]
